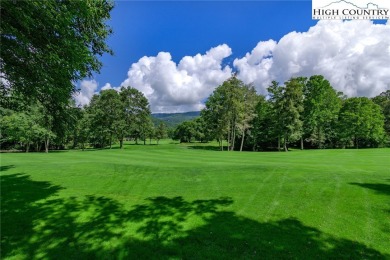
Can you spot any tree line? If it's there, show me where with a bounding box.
[0,0,117,152]
[1,87,168,152]
[1,75,388,152]
[173,75,389,151]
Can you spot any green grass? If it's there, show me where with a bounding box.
[1,141,389,259]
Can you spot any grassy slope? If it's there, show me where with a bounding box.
[1,142,389,259]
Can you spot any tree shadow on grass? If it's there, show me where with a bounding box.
[187,145,222,151]
[0,165,15,172]
[45,150,69,153]
[349,180,390,226]
[0,174,63,257]
[349,182,390,196]
[1,174,388,259]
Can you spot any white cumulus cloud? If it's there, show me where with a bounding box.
[101,83,112,91]
[74,81,119,107]
[74,80,99,106]
[235,20,390,97]
[101,82,121,92]
[77,20,389,112]
[121,44,232,113]
[233,40,276,95]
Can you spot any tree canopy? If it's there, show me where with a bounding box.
[197,75,387,151]
[303,75,342,148]
[0,0,114,107]
[202,76,258,151]
[338,97,385,148]
[0,71,388,151]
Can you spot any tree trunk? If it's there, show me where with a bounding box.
[26,142,30,153]
[284,134,288,152]
[45,138,49,153]
[227,127,231,151]
[119,139,123,149]
[231,124,236,151]
[277,136,281,151]
[300,137,304,150]
[220,138,223,151]
[240,130,245,152]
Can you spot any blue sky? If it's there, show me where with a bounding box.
[93,1,316,87]
[76,1,389,112]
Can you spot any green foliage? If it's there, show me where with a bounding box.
[0,0,113,107]
[1,0,113,151]
[338,97,385,148]
[155,122,167,144]
[90,89,122,148]
[250,95,274,150]
[200,75,387,151]
[280,77,305,150]
[266,80,284,150]
[1,72,387,151]
[264,78,305,151]
[303,75,342,148]
[172,118,212,143]
[202,76,258,151]
[81,86,152,148]
[173,120,197,143]
[73,109,91,150]
[1,103,55,152]
[372,90,390,139]
[237,84,259,151]
[120,86,152,145]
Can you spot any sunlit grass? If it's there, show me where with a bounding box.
[1,142,389,259]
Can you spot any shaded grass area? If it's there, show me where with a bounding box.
[1,144,389,259]
[349,182,390,196]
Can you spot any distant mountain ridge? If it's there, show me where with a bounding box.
[151,111,201,128]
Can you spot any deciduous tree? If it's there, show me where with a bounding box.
[338,97,385,148]
[372,90,390,140]
[1,0,114,108]
[267,81,284,151]
[278,78,305,152]
[120,86,152,145]
[155,123,167,145]
[202,76,247,151]
[303,75,342,148]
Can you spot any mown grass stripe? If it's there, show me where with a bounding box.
[1,144,389,259]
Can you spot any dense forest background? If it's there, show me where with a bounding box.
[1,75,389,152]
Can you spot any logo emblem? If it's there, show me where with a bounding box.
[312,0,390,19]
